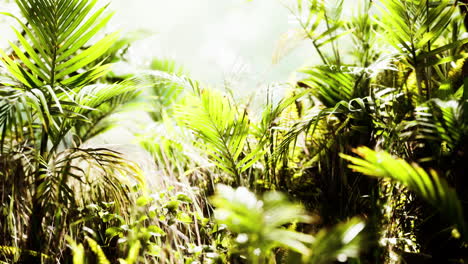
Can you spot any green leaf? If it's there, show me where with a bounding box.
[341,147,466,237]
[4,0,118,88]
[136,196,152,207]
[85,237,110,264]
[176,192,193,203]
[105,226,124,238]
[57,6,112,60]
[56,32,119,79]
[211,185,314,258]
[176,88,250,184]
[308,217,365,264]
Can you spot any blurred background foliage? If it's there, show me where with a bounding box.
[0,0,468,263]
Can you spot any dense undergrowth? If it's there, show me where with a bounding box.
[0,0,468,263]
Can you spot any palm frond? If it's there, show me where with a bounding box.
[376,0,468,98]
[254,90,307,141]
[51,147,143,207]
[299,66,356,107]
[146,59,187,121]
[341,146,466,237]
[0,85,74,151]
[71,78,143,141]
[284,0,348,64]
[0,0,117,89]
[409,99,467,150]
[273,90,375,165]
[176,88,253,186]
[0,87,29,153]
[136,112,202,176]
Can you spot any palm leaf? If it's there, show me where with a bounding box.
[341,146,466,237]
[299,66,355,107]
[1,0,118,89]
[146,60,187,121]
[176,88,252,186]
[377,0,466,69]
[48,147,143,211]
[405,99,466,150]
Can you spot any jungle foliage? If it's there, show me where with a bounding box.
[0,0,467,263]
